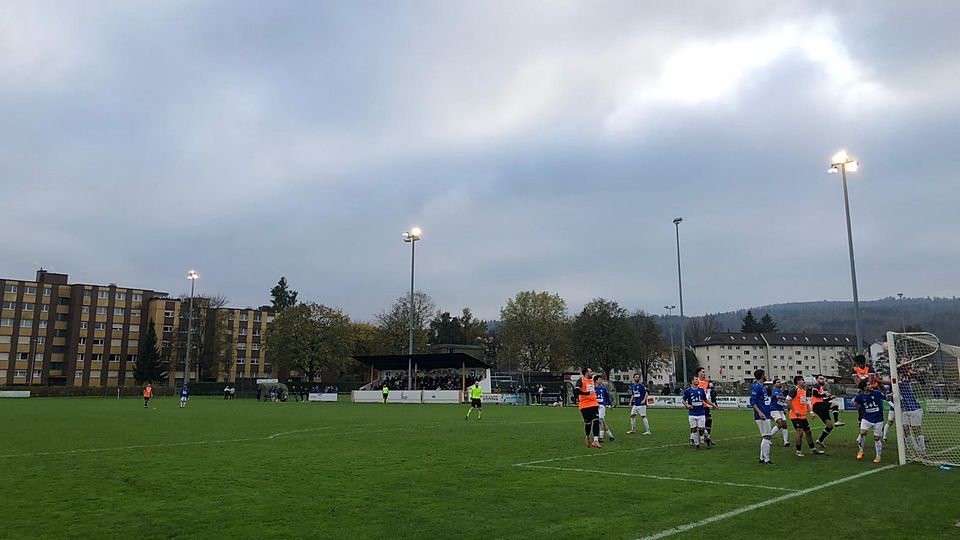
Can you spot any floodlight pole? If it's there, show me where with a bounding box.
[408,238,415,390]
[839,164,864,355]
[665,305,676,384]
[674,218,687,382]
[185,271,198,385]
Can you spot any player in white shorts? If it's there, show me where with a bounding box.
[682,377,716,449]
[594,374,614,441]
[896,371,927,453]
[627,373,652,434]
[769,379,790,447]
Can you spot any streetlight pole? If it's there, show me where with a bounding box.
[673,218,687,382]
[664,305,676,384]
[897,292,905,332]
[185,270,199,385]
[402,227,422,391]
[829,151,863,355]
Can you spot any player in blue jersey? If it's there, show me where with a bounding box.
[595,375,615,442]
[627,373,651,435]
[852,380,886,462]
[750,369,774,464]
[179,384,190,409]
[768,379,791,447]
[682,377,716,449]
[895,369,927,453]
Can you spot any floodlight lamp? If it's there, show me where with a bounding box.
[187,270,199,280]
[410,227,422,239]
[673,217,683,225]
[831,150,849,165]
[845,160,859,172]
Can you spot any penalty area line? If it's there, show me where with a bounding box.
[517,464,794,492]
[513,435,754,467]
[636,464,897,540]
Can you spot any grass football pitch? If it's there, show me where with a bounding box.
[2,397,958,539]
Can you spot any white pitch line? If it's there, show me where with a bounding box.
[636,464,897,540]
[513,435,754,467]
[518,464,795,492]
[0,437,255,459]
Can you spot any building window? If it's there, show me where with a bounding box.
[58,297,70,306]
[92,354,103,362]
[23,303,34,311]
[1,301,14,310]
[112,323,123,332]
[95,322,106,330]
[18,352,29,361]
[163,326,173,333]
[131,309,141,317]
[36,337,46,345]
[251,343,259,351]
[130,325,140,332]
[164,310,174,318]
[93,339,105,346]
[80,322,88,330]
[82,306,90,315]
[127,354,138,363]
[236,357,245,365]
[240,314,248,322]
[115,293,125,301]
[110,354,121,363]
[19,319,33,328]
[14,370,26,378]
[43,287,52,297]
[75,371,84,379]
[41,304,49,313]
[77,354,85,363]
[98,291,110,299]
[79,338,87,345]
[115,308,124,316]
[57,313,70,322]
[83,290,92,298]
[238,328,247,336]
[25,286,37,295]
[236,343,246,350]
[4,284,18,293]
[132,293,142,302]
[96,307,108,315]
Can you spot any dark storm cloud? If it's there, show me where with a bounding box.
[1,1,958,321]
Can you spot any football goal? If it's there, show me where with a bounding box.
[886,331,960,467]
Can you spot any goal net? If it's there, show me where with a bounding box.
[885,331,960,467]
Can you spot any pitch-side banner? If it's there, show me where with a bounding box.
[308,393,338,402]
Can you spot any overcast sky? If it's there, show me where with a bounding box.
[2,1,958,321]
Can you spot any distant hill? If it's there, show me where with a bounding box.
[664,297,960,345]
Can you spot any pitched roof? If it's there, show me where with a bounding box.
[694,332,859,347]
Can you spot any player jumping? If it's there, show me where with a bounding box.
[852,380,886,463]
[810,374,837,450]
[574,367,602,448]
[682,377,716,450]
[627,373,651,435]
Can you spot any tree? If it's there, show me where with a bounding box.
[685,315,722,345]
[740,310,760,333]
[173,294,232,382]
[270,276,299,313]
[572,298,636,376]
[499,290,571,371]
[264,302,353,382]
[428,307,488,345]
[134,321,167,384]
[350,322,380,356]
[374,292,436,354]
[758,313,779,333]
[836,349,857,377]
[628,311,671,383]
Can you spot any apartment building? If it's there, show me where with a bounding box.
[146,299,275,385]
[692,332,860,382]
[1,270,164,386]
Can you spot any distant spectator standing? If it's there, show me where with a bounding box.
[223,385,231,400]
[537,384,545,404]
[382,384,389,404]
[143,384,153,408]
[256,385,262,402]
[300,385,307,403]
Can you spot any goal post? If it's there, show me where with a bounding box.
[886,331,960,467]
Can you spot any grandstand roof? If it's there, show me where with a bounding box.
[353,353,492,370]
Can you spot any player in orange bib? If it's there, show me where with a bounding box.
[787,376,823,457]
[574,367,602,448]
[695,368,717,447]
[142,384,153,409]
[852,355,879,425]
